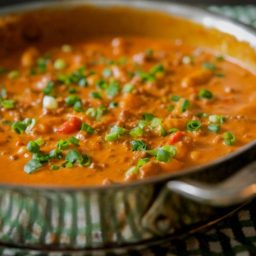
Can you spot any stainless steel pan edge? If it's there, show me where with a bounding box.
[0,0,254,252]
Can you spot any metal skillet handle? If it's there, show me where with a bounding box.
[167,161,256,207]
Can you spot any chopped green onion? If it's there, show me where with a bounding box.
[105,125,126,142]
[32,152,50,163]
[73,101,83,112]
[0,88,7,99]
[68,87,77,94]
[81,123,95,134]
[50,165,60,170]
[49,149,63,160]
[186,120,201,132]
[155,145,176,162]
[130,140,147,151]
[57,140,70,150]
[54,58,66,70]
[142,113,155,122]
[137,158,150,167]
[125,166,139,177]
[125,158,150,178]
[129,126,144,138]
[208,115,225,124]
[208,123,220,133]
[197,112,209,118]
[106,81,120,98]
[58,66,87,87]
[90,91,102,100]
[96,80,108,90]
[181,99,190,112]
[123,83,134,93]
[27,141,40,153]
[203,62,217,71]
[167,105,174,112]
[1,99,15,109]
[150,64,164,75]
[199,89,213,100]
[160,126,168,137]
[69,136,79,146]
[42,81,55,95]
[65,95,81,107]
[24,159,42,174]
[12,119,33,134]
[150,117,161,129]
[102,68,112,78]
[86,105,107,121]
[223,131,236,146]
[169,128,179,134]
[65,149,91,167]
[8,70,20,79]
[109,102,118,109]
[170,95,180,102]
[37,57,49,73]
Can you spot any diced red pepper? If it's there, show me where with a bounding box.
[57,116,82,134]
[169,131,185,144]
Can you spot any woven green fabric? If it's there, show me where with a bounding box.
[209,5,256,27]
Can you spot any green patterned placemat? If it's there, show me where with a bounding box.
[209,5,256,27]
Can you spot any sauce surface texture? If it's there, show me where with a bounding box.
[0,36,256,187]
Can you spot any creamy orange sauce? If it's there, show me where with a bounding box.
[0,7,255,187]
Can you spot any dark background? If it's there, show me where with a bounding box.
[0,0,255,7]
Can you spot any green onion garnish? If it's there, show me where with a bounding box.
[90,91,102,100]
[106,81,120,98]
[208,123,220,133]
[65,95,81,107]
[12,118,35,134]
[81,123,95,134]
[123,83,134,93]
[203,62,217,71]
[130,140,147,151]
[186,120,201,132]
[155,145,176,163]
[129,126,144,138]
[54,58,66,70]
[24,159,42,174]
[125,158,150,178]
[65,149,91,167]
[105,125,126,142]
[208,115,225,124]
[102,68,112,78]
[199,89,213,100]
[27,140,41,153]
[170,95,180,102]
[181,99,190,112]
[223,131,236,146]
[8,70,20,79]
[1,99,15,109]
[42,81,55,96]
[142,113,155,122]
